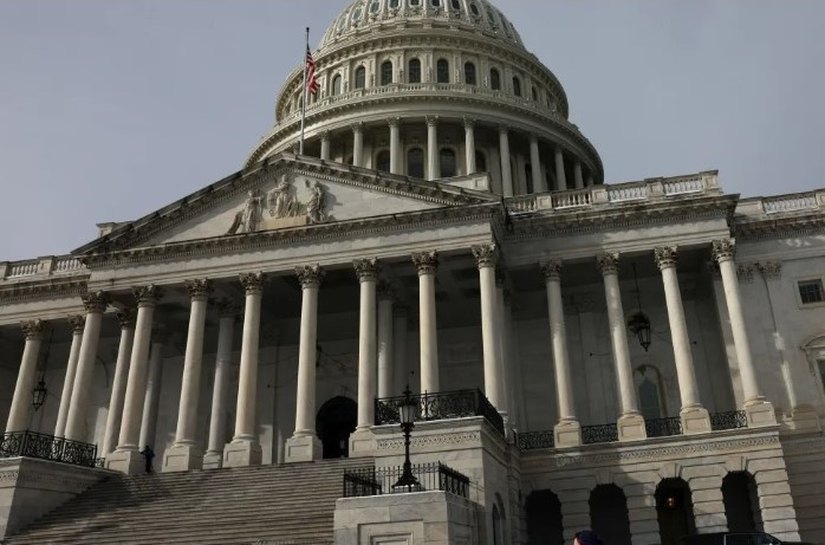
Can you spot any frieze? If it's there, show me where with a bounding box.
[376,430,482,451]
[0,279,88,305]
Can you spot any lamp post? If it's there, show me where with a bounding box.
[393,385,422,492]
[31,376,47,411]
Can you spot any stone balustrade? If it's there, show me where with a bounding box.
[736,189,825,219]
[0,255,86,282]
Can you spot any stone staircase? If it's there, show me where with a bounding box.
[2,458,372,545]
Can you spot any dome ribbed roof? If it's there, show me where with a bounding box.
[320,0,525,51]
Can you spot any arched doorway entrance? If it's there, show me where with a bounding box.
[723,472,763,532]
[590,484,632,545]
[525,489,564,545]
[316,396,357,459]
[656,478,696,545]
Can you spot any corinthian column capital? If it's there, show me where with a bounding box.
[82,291,109,314]
[296,264,324,289]
[425,115,439,128]
[239,272,265,295]
[116,309,136,329]
[654,247,678,271]
[711,239,736,263]
[540,260,563,281]
[353,258,380,282]
[596,252,620,276]
[133,285,162,308]
[68,315,86,334]
[472,244,499,269]
[757,261,782,280]
[21,319,48,340]
[412,251,439,276]
[185,279,212,300]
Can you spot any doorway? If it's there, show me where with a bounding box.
[723,472,763,532]
[316,396,357,459]
[525,489,564,545]
[656,478,696,545]
[590,484,632,545]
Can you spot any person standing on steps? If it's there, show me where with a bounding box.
[140,445,155,474]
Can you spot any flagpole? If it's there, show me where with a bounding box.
[299,27,310,156]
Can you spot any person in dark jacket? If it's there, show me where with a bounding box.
[140,445,155,474]
[574,530,603,545]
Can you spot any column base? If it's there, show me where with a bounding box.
[554,419,582,448]
[162,443,203,473]
[105,447,147,475]
[784,404,822,432]
[348,428,376,458]
[285,434,322,463]
[617,413,647,442]
[202,450,224,470]
[222,438,262,468]
[680,406,711,435]
[744,400,777,428]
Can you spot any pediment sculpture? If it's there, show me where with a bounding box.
[227,175,332,235]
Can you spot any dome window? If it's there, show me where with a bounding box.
[469,2,480,16]
[408,58,422,84]
[410,0,421,7]
[475,151,487,172]
[440,148,457,178]
[464,62,477,86]
[430,0,441,7]
[486,7,497,27]
[332,74,342,96]
[407,148,425,179]
[389,0,400,7]
[436,59,450,84]
[381,61,394,86]
[369,1,381,14]
[512,76,522,97]
[355,66,366,90]
[450,0,461,10]
[532,86,538,101]
[490,68,501,90]
[376,150,391,173]
[351,7,364,22]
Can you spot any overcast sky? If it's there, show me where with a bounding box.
[1,1,824,261]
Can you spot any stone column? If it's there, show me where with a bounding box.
[377,282,394,399]
[164,280,212,472]
[54,315,85,438]
[712,240,776,427]
[498,126,513,196]
[286,265,324,463]
[597,253,646,441]
[351,259,379,456]
[541,261,581,447]
[413,251,440,394]
[203,302,238,469]
[554,146,567,190]
[352,123,364,167]
[474,244,504,411]
[573,159,584,189]
[139,338,164,449]
[320,131,331,161]
[393,306,409,394]
[65,291,109,442]
[101,310,135,458]
[224,272,265,468]
[5,320,47,432]
[388,118,401,174]
[464,117,477,174]
[426,116,439,180]
[530,135,546,193]
[107,285,160,474]
[654,247,711,434]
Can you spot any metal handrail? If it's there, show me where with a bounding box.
[0,430,98,468]
[375,388,504,436]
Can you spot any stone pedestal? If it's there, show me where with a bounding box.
[348,428,377,458]
[785,405,821,432]
[617,413,647,442]
[202,451,223,470]
[105,448,146,475]
[222,439,262,468]
[285,434,322,464]
[745,400,778,428]
[554,419,582,448]
[162,443,203,472]
[680,406,712,435]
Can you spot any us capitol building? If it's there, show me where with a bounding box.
[2,1,824,544]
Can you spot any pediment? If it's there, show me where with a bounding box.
[75,155,495,254]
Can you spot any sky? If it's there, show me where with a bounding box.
[1,0,824,261]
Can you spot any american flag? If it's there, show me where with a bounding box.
[306,46,319,97]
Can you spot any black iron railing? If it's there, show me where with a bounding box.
[0,430,98,468]
[343,462,470,499]
[645,416,683,438]
[375,389,505,436]
[710,410,748,431]
[516,429,556,451]
[581,423,619,445]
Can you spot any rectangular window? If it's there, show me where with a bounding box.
[798,279,825,304]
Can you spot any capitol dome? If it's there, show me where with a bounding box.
[248,0,603,196]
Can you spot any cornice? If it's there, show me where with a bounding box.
[733,213,825,240]
[0,277,88,305]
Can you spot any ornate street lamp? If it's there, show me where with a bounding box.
[31,376,48,411]
[392,386,422,493]
[627,263,652,352]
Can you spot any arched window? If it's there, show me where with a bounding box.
[376,150,391,173]
[635,365,665,422]
[492,495,507,545]
[490,68,501,90]
[354,66,366,89]
[381,60,393,86]
[513,76,522,97]
[440,148,457,177]
[590,485,632,545]
[723,472,763,532]
[436,58,450,84]
[332,74,342,96]
[408,58,422,83]
[464,62,477,85]
[475,151,487,172]
[526,490,563,545]
[656,479,696,545]
[450,0,461,9]
[407,147,425,178]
